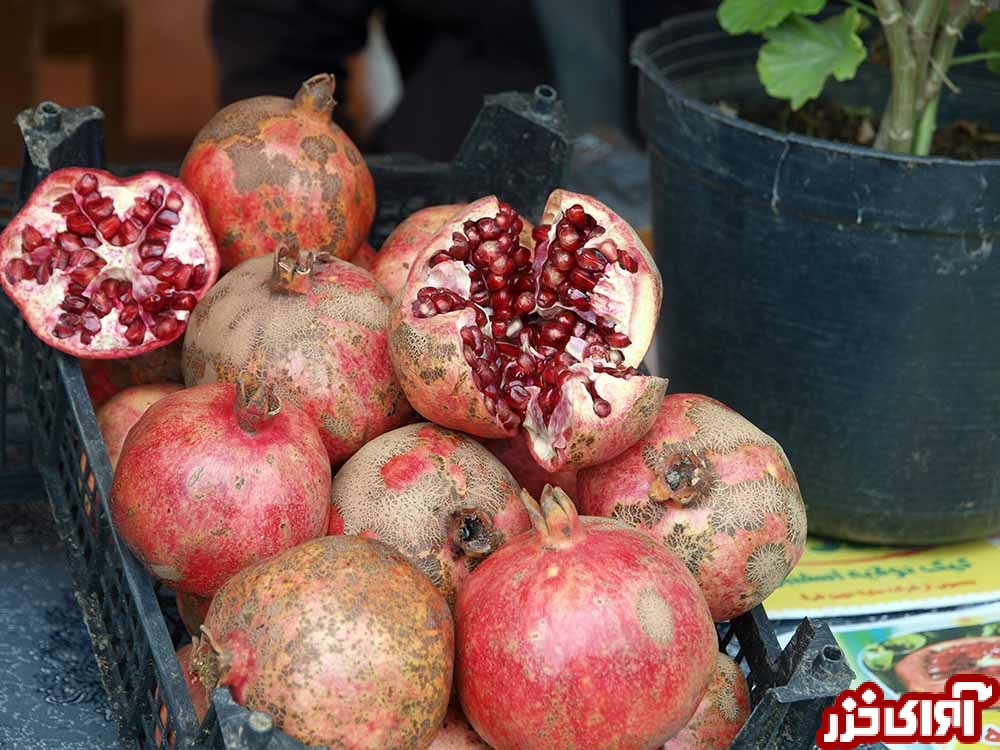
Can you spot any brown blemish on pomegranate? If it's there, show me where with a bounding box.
[611,499,668,528]
[745,543,790,598]
[301,134,337,165]
[662,523,718,578]
[636,589,673,645]
[225,140,296,195]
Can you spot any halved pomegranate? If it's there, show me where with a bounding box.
[389,191,666,472]
[0,169,220,358]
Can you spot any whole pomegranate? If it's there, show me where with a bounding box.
[0,169,219,357]
[371,204,464,297]
[664,653,750,750]
[96,382,183,467]
[481,434,577,498]
[110,373,330,597]
[389,191,666,472]
[156,643,210,747]
[430,705,490,749]
[352,241,377,271]
[176,592,211,637]
[328,422,530,605]
[183,246,412,465]
[455,485,716,750]
[81,341,183,408]
[194,535,453,749]
[577,393,807,622]
[181,73,375,271]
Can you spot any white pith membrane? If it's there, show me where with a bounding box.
[409,196,656,467]
[0,170,214,357]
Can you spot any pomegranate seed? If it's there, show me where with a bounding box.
[452,232,468,247]
[139,242,165,260]
[76,174,98,195]
[497,234,512,252]
[513,292,535,315]
[118,304,140,325]
[148,186,165,209]
[118,219,141,244]
[587,343,608,360]
[483,395,497,416]
[557,369,577,387]
[80,311,102,334]
[141,293,166,312]
[61,295,89,313]
[492,307,513,323]
[484,274,505,292]
[53,194,77,214]
[540,321,569,345]
[123,319,146,344]
[554,311,575,328]
[618,251,638,273]
[53,322,77,339]
[89,290,112,317]
[153,316,180,339]
[605,332,632,348]
[531,224,550,242]
[140,259,163,276]
[512,217,524,235]
[513,273,535,293]
[576,247,607,271]
[28,245,52,266]
[69,266,97,286]
[416,287,434,303]
[516,352,536,373]
[495,341,520,358]
[66,212,95,236]
[572,320,588,338]
[492,321,508,338]
[156,260,181,281]
[59,233,83,252]
[67,282,85,294]
[495,213,511,231]
[72,248,97,267]
[191,264,208,289]
[491,289,512,310]
[170,293,198,311]
[463,345,478,366]
[473,307,488,327]
[511,246,531,269]
[563,286,590,310]
[594,399,612,417]
[164,190,184,212]
[489,255,514,276]
[595,315,615,332]
[539,387,560,415]
[540,265,565,289]
[145,225,171,243]
[569,268,598,292]
[86,195,114,219]
[96,216,121,239]
[156,209,180,227]
[100,278,120,298]
[564,205,587,227]
[4,259,28,283]
[460,325,483,351]
[557,224,581,251]
[172,264,194,290]
[473,240,502,266]
[495,398,516,424]
[508,384,530,406]
[21,225,44,250]
[550,250,575,271]
[431,293,453,314]
[413,300,435,317]
[477,218,500,240]
[465,226,481,246]
[429,251,450,266]
[537,289,557,308]
[448,244,469,261]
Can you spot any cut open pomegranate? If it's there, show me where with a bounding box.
[389,190,667,472]
[0,168,220,358]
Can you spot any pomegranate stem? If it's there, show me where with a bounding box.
[272,246,314,294]
[294,73,337,115]
[234,372,281,433]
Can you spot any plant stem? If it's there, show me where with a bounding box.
[873,0,919,152]
[913,93,939,155]
[919,0,985,110]
[841,0,881,18]
[911,0,946,95]
[950,51,1000,66]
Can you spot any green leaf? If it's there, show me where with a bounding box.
[757,9,867,110]
[979,11,1000,74]
[718,0,827,35]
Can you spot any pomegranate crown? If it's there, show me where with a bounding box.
[272,246,315,294]
[294,73,337,115]
[521,485,584,549]
[235,371,281,433]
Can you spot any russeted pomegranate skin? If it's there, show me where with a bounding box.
[664,653,750,750]
[110,374,331,597]
[182,247,412,465]
[389,192,666,473]
[455,486,716,750]
[96,382,183,468]
[328,422,531,605]
[0,169,220,358]
[371,204,465,297]
[194,535,454,750]
[577,393,807,622]
[180,73,375,271]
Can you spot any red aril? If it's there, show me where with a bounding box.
[664,653,750,750]
[110,372,331,597]
[371,204,465,297]
[96,382,183,468]
[389,192,667,472]
[455,485,716,750]
[0,169,220,357]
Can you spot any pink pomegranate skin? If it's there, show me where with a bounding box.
[176,592,212,637]
[577,393,807,622]
[81,341,184,408]
[663,653,750,750]
[195,535,454,749]
[429,705,490,749]
[481,434,578,498]
[352,241,377,271]
[455,486,716,750]
[110,377,331,597]
[328,422,531,606]
[96,382,183,468]
[371,204,464,297]
[175,643,210,722]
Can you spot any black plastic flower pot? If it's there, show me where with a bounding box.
[633,11,1000,545]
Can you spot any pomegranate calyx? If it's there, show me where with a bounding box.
[234,372,281,433]
[451,508,496,558]
[191,630,223,689]
[649,450,714,505]
[294,73,337,116]
[202,628,255,705]
[522,485,584,549]
[271,246,314,294]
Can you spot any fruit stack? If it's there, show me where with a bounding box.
[0,76,808,750]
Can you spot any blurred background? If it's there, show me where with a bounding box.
[0,0,713,168]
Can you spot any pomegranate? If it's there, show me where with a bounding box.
[81,341,184,408]
[455,485,716,750]
[176,592,212,637]
[328,422,530,605]
[155,643,210,747]
[430,705,490,749]
[0,169,220,357]
[110,372,330,597]
[352,241,377,271]
[96,382,183,468]
[663,653,750,750]
[183,246,412,465]
[193,535,453,749]
[389,191,666,473]
[181,73,375,272]
[371,204,464,297]
[895,636,1000,694]
[576,393,808,622]
[481,433,578,498]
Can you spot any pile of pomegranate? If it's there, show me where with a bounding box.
[1,75,812,749]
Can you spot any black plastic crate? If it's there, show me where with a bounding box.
[0,97,857,750]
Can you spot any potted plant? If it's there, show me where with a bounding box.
[632,2,999,545]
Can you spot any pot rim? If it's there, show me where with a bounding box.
[631,9,1000,169]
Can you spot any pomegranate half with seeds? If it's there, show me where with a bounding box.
[389,191,666,472]
[0,169,219,357]
[371,204,465,297]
